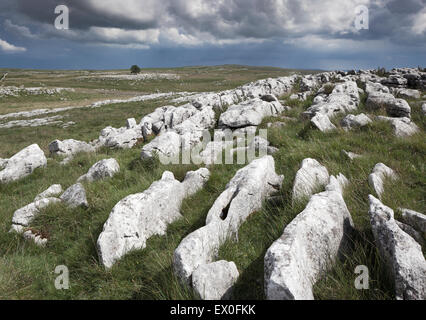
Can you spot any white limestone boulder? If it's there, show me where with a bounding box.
[310,113,336,132]
[11,197,61,231]
[292,158,329,202]
[49,139,95,164]
[192,260,239,300]
[34,184,63,202]
[264,174,354,300]
[368,195,426,300]
[399,208,426,234]
[97,168,210,268]
[140,131,181,160]
[368,163,397,199]
[341,113,372,130]
[77,158,120,183]
[376,116,419,137]
[173,156,283,284]
[0,144,47,183]
[218,98,286,128]
[60,183,89,208]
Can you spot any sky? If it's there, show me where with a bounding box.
[0,0,425,70]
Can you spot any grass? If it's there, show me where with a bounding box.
[0,66,424,300]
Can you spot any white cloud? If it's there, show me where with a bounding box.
[0,38,27,53]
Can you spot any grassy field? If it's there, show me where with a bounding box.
[0,66,424,300]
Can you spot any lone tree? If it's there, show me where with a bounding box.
[130,65,141,74]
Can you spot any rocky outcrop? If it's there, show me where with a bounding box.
[376,116,419,137]
[49,139,95,164]
[0,144,47,183]
[11,197,61,233]
[292,158,329,202]
[368,163,397,199]
[140,131,181,161]
[368,196,426,300]
[77,159,120,183]
[173,156,283,284]
[219,98,286,129]
[366,93,411,118]
[310,113,336,132]
[303,81,360,119]
[97,168,210,268]
[341,113,372,130]
[60,183,89,208]
[34,184,62,202]
[192,260,239,300]
[393,88,421,100]
[265,174,354,300]
[399,208,426,234]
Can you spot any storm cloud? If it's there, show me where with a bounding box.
[0,0,424,69]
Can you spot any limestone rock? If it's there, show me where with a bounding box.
[60,183,88,208]
[97,168,210,268]
[311,113,336,132]
[341,150,362,160]
[368,195,426,300]
[341,113,372,130]
[140,131,181,160]
[49,139,95,164]
[173,156,283,284]
[376,116,419,137]
[78,158,120,183]
[34,184,63,202]
[292,158,329,202]
[192,260,239,300]
[11,197,61,230]
[400,208,426,234]
[219,98,286,128]
[368,163,397,199]
[265,175,354,300]
[0,144,47,183]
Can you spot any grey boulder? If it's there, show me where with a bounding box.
[60,183,89,208]
[368,195,426,300]
[292,158,329,202]
[0,144,47,183]
[192,260,239,300]
[78,158,120,183]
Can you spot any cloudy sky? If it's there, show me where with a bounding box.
[0,0,425,70]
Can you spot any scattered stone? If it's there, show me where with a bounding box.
[394,88,421,100]
[192,260,239,300]
[292,158,329,202]
[368,195,426,300]
[22,229,48,247]
[267,122,286,128]
[77,158,120,183]
[310,113,336,132]
[368,163,397,199]
[395,220,425,247]
[60,183,88,208]
[98,168,210,268]
[11,197,61,231]
[141,131,181,160]
[173,156,283,284]
[341,113,372,130]
[219,98,286,128]
[265,175,354,300]
[341,150,362,161]
[0,115,64,129]
[422,103,426,116]
[366,93,411,118]
[0,144,47,183]
[126,118,137,128]
[49,139,95,164]
[399,208,426,234]
[376,116,419,137]
[34,184,63,202]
